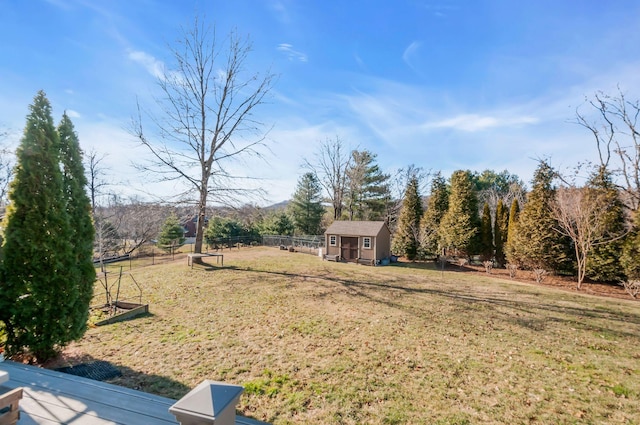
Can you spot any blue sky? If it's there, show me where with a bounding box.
[2,0,640,204]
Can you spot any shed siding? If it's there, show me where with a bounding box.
[376,227,391,260]
[323,221,392,263]
[326,234,340,256]
[359,236,374,261]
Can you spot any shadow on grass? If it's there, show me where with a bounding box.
[189,257,225,271]
[204,262,640,339]
[41,352,191,399]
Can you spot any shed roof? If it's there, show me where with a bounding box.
[324,220,388,237]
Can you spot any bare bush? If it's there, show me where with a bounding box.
[533,269,548,283]
[619,280,640,298]
[506,263,518,278]
[483,260,493,274]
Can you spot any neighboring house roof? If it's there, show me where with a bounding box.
[324,220,389,237]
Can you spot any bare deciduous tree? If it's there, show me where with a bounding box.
[552,184,626,288]
[0,128,14,207]
[575,88,640,211]
[117,199,168,254]
[132,19,275,254]
[304,136,352,220]
[86,149,111,215]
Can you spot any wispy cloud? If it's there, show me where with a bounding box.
[277,43,308,62]
[354,52,367,71]
[423,114,539,132]
[65,109,81,118]
[402,41,421,68]
[127,49,165,79]
[419,1,460,18]
[269,1,291,24]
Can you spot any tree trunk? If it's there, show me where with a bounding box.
[194,187,207,254]
[576,244,585,289]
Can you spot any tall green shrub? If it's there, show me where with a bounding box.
[505,198,520,265]
[620,206,640,280]
[58,112,96,339]
[393,175,423,260]
[585,168,626,282]
[1,91,78,361]
[479,202,493,261]
[438,170,479,256]
[509,161,570,270]
[494,199,509,267]
[419,172,448,257]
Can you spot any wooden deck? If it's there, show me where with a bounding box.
[0,361,268,425]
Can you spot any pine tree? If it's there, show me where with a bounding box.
[438,170,479,256]
[157,213,186,253]
[510,161,570,271]
[505,198,520,264]
[479,202,493,261]
[0,91,76,361]
[57,112,96,340]
[290,172,325,235]
[393,175,423,260]
[419,172,448,257]
[345,150,390,221]
[494,199,509,267]
[582,168,626,282]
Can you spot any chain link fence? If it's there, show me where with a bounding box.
[262,235,324,256]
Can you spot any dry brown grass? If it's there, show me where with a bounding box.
[58,247,640,424]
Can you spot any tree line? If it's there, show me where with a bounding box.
[390,89,640,293]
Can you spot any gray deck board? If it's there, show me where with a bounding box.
[0,361,269,425]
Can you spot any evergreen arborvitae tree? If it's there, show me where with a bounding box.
[0,91,76,361]
[393,175,423,260]
[58,112,96,340]
[621,208,640,280]
[157,213,186,252]
[479,202,493,261]
[584,168,626,282]
[290,172,325,235]
[505,198,520,265]
[438,170,479,256]
[494,199,509,267]
[510,161,570,270]
[419,172,448,257]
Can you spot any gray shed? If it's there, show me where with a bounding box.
[324,221,391,264]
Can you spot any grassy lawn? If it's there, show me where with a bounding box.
[68,247,640,424]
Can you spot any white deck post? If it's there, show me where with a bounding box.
[169,380,243,425]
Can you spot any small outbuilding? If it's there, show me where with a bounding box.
[324,220,391,265]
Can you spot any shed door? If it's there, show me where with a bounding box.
[341,237,359,261]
